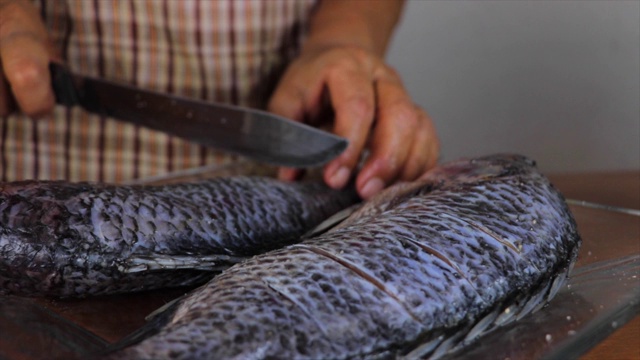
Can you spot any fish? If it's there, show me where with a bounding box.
[103,154,582,359]
[0,177,359,297]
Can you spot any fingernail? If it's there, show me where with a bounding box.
[328,166,350,188]
[360,177,384,199]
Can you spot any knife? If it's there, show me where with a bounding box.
[49,63,347,168]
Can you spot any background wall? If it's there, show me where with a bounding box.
[386,0,639,173]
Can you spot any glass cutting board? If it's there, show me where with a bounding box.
[1,169,638,359]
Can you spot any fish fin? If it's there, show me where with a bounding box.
[119,254,246,273]
[418,267,573,359]
[303,181,434,240]
[106,283,212,354]
[462,309,500,344]
[301,204,363,239]
[402,335,444,359]
[102,296,182,355]
[346,181,437,229]
[430,331,465,359]
[145,296,184,321]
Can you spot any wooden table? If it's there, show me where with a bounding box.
[1,170,638,359]
[547,171,640,360]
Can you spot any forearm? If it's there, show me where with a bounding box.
[304,0,406,56]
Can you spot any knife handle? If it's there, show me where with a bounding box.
[49,63,80,106]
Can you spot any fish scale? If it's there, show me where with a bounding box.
[105,154,581,359]
[0,177,358,297]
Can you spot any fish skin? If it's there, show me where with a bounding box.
[0,177,359,297]
[105,154,581,360]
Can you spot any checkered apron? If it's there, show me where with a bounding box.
[0,0,316,182]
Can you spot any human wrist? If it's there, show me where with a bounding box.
[303,0,405,56]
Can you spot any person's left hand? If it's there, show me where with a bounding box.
[268,45,439,200]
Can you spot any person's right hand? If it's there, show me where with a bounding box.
[0,0,58,118]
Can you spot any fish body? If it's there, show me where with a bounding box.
[0,177,358,297]
[106,154,581,359]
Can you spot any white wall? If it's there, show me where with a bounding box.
[387,0,640,173]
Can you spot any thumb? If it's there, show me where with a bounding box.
[0,0,58,118]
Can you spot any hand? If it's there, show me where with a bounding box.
[0,0,59,118]
[268,45,439,200]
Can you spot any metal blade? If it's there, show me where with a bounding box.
[50,63,347,168]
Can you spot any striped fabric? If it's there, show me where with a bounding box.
[0,0,317,182]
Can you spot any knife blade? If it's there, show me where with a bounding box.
[49,63,347,168]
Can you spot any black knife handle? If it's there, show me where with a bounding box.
[49,62,80,106]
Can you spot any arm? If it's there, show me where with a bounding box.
[269,0,439,199]
[303,0,404,56]
[0,0,59,118]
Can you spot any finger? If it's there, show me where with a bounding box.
[267,62,326,123]
[267,72,306,122]
[322,68,376,190]
[268,74,307,181]
[418,107,440,171]
[0,70,16,116]
[355,74,418,199]
[397,107,439,181]
[277,167,304,182]
[269,63,330,181]
[0,33,55,117]
[0,1,56,118]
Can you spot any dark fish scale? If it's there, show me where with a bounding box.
[106,154,581,359]
[0,177,358,297]
[261,247,424,355]
[311,229,482,324]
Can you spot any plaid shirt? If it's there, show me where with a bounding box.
[0,0,317,182]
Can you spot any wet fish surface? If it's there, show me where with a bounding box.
[0,177,359,297]
[105,154,582,359]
